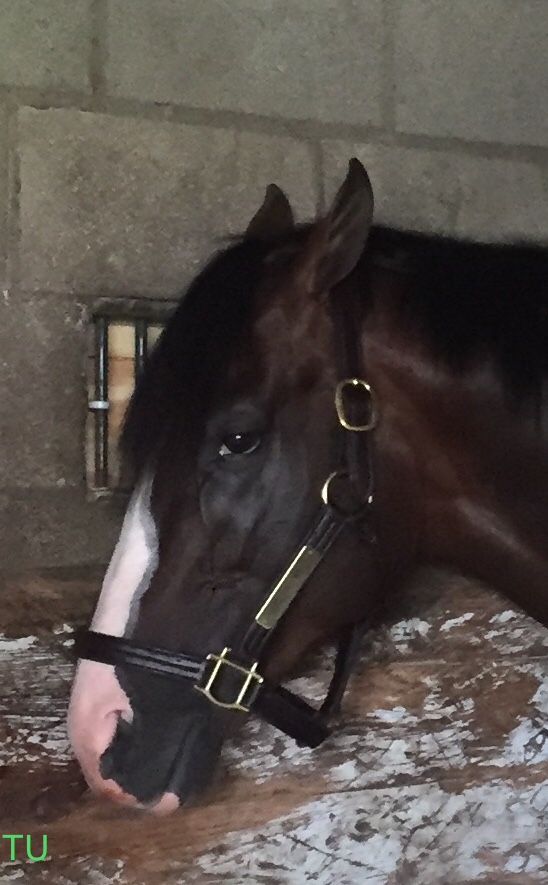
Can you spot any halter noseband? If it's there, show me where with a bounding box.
[74,286,379,749]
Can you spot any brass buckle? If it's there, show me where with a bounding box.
[195,647,263,712]
[334,378,377,431]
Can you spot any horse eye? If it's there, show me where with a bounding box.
[218,432,262,457]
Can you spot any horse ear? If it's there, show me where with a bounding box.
[245,184,295,241]
[299,159,374,293]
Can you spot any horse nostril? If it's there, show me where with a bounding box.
[117,714,133,738]
[99,744,115,780]
[99,715,133,780]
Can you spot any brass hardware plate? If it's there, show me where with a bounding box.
[255,546,322,629]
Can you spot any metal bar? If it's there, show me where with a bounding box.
[93,317,109,488]
[254,546,322,630]
[134,318,148,379]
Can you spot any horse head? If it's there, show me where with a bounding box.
[68,160,420,811]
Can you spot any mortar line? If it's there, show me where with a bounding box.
[308,139,325,215]
[2,86,548,168]
[89,0,109,104]
[381,0,398,136]
[5,102,21,295]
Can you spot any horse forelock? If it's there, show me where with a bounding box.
[119,223,329,485]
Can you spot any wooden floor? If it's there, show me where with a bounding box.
[0,566,547,884]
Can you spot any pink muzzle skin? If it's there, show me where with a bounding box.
[67,658,180,814]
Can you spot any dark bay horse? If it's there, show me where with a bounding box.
[68,159,548,813]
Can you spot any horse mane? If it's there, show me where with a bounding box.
[122,223,548,478]
[367,226,548,405]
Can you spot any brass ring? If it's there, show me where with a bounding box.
[321,470,348,507]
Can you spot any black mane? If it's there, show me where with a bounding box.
[122,225,548,477]
[368,226,548,402]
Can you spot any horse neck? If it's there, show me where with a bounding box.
[361,286,548,629]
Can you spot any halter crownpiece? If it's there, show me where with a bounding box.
[74,285,379,749]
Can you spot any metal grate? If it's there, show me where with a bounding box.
[86,298,177,493]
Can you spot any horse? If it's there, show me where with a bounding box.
[67,159,548,814]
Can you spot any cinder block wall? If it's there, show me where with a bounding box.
[1,1,547,568]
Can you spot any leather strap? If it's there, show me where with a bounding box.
[73,629,203,682]
[254,683,329,747]
[242,505,350,660]
[73,627,351,748]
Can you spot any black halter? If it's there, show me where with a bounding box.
[74,286,378,749]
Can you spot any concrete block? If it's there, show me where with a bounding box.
[396,0,548,147]
[106,0,383,125]
[0,0,90,92]
[18,108,317,297]
[322,142,548,243]
[0,291,89,489]
[452,156,548,242]
[0,487,124,569]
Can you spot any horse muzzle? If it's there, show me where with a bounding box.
[99,698,226,809]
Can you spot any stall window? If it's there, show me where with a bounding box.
[86,299,177,493]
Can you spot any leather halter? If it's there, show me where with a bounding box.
[74,284,379,749]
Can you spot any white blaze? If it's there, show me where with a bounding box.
[91,479,158,636]
[67,481,158,802]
